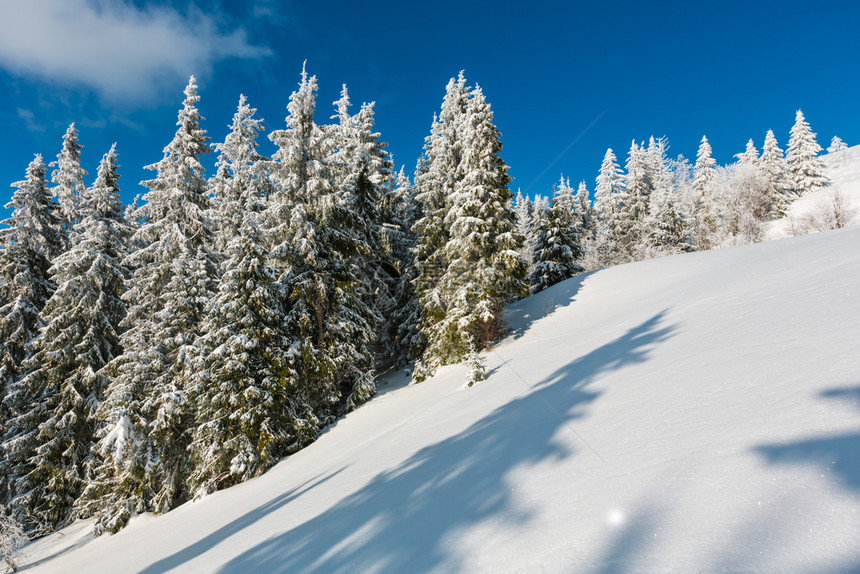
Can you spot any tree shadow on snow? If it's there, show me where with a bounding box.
[754,385,860,493]
[210,311,676,574]
[504,271,595,341]
[137,469,344,574]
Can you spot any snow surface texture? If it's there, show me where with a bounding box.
[17,220,860,573]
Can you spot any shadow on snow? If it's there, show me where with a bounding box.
[504,271,594,342]
[754,385,860,493]
[180,311,677,574]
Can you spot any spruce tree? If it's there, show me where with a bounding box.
[692,136,718,250]
[645,174,690,256]
[186,211,291,496]
[514,190,534,264]
[267,65,375,437]
[210,95,269,254]
[786,110,828,196]
[0,156,62,513]
[529,177,584,293]
[758,130,792,217]
[735,139,759,165]
[84,77,214,533]
[11,146,129,533]
[424,82,526,365]
[412,74,470,377]
[575,180,593,238]
[329,87,394,371]
[378,167,421,368]
[617,141,649,260]
[50,124,87,242]
[589,148,624,268]
[827,136,847,154]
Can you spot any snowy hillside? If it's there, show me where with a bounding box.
[15,218,860,573]
[768,145,860,239]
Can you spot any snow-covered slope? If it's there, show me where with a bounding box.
[768,145,860,239]
[18,226,860,573]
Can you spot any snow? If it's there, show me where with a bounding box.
[768,145,860,239]
[16,204,860,571]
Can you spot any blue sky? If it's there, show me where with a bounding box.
[0,0,858,213]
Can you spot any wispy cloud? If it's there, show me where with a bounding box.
[16,108,45,133]
[0,0,271,102]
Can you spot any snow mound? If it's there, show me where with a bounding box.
[18,226,860,573]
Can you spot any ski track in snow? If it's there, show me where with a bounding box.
[16,157,860,574]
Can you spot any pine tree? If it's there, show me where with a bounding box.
[645,173,690,256]
[412,74,471,376]
[378,167,422,368]
[640,136,689,256]
[84,77,214,533]
[50,124,88,242]
[10,146,129,533]
[692,136,718,250]
[267,65,375,435]
[514,190,534,264]
[329,87,395,371]
[466,338,485,387]
[210,95,269,254]
[575,180,593,238]
[827,136,847,154]
[186,208,291,496]
[786,110,828,196]
[0,156,62,510]
[758,130,792,217]
[588,148,624,268]
[593,148,623,226]
[617,140,649,259]
[424,81,527,365]
[529,177,584,293]
[735,139,759,165]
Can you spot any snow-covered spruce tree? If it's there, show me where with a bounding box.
[83,77,215,533]
[786,110,828,196]
[209,95,270,254]
[639,136,689,257]
[827,136,847,154]
[466,338,485,387]
[329,87,396,370]
[427,83,527,363]
[186,207,291,497]
[0,156,62,509]
[378,167,422,369]
[189,97,280,498]
[529,177,584,293]
[735,139,759,166]
[9,146,129,533]
[586,148,624,269]
[575,180,594,239]
[411,74,471,379]
[616,140,650,260]
[692,135,718,250]
[267,65,375,440]
[645,172,691,257]
[0,505,27,573]
[758,130,792,217]
[514,190,534,264]
[50,124,88,242]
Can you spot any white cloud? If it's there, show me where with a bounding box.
[16,108,45,132]
[0,0,271,102]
